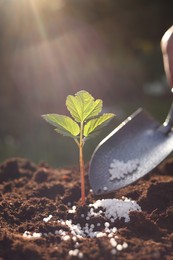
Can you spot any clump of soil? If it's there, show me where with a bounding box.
[0,157,173,259]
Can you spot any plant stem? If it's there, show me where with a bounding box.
[79,122,85,205]
[74,139,80,147]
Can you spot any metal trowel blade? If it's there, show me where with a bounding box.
[89,108,173,195]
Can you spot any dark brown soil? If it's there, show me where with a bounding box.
[0,157,173,260]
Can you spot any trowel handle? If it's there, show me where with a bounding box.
[161,25,173,87]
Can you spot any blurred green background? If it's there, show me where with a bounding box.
[0,0,173,167]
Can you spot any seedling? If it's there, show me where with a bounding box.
[42,90,115,205]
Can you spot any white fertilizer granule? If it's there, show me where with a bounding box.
[69,249,83,258]
[23,197,141,257]
[89,197,141,222]
[43,214,52,223]
[109,159,140,180]
[23,231,42,239]
[68,205,77,213]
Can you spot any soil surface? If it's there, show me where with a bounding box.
[0,157,173,260]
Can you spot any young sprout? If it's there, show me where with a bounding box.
[42,90,115,205]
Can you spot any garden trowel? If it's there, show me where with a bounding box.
[89,25,173,195]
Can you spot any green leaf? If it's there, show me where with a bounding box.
[42,114,80,138]
[83,113,115,138]
[66,90,102,123]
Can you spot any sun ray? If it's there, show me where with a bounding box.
[29,0,48,42]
